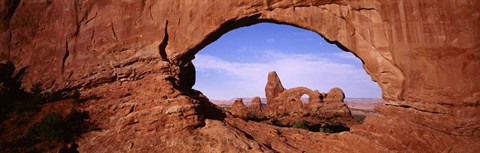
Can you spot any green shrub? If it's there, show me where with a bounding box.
[271,119,287,127]
[245,112,269,122]
[318,122,350,133]
[292,120,309,130]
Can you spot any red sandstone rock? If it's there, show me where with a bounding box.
[262,71,351,118]
[324,87,345,102]
[266,87,314,116]
[248,96,262,114]
[0,0,478,152]
[265,71,285,105]
[322,87,351,117]
[229,98,248,118]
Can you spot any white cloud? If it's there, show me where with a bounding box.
[193,50,381,99]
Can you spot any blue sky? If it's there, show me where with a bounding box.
[192,23,381,100]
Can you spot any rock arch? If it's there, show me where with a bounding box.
[266,87,319,115]
[275,87,320,104]
[169,9,405,103]
[261,72,351,117]
[1,0,478,152]
[300,94,310,104]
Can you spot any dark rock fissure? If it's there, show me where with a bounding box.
[111,22,118,40]
[62,40,70,73]
[4,0,21,22]
[159,20,169,61]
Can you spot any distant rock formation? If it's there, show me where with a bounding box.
[324,87,345,102]
[231,71,352,119]
[263,71,351,117]
[265,71,285,104]
[248,96,262,114]
[321,88,351,117]
[229,98,248,118]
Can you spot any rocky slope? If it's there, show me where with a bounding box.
[0,0,479,152]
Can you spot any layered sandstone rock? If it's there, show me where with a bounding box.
[0,0,479,152]
[262,71,351,117]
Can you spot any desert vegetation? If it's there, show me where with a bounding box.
[241,111,351,133]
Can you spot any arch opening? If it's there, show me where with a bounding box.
[301,94,309,104]
[190,22,382,132]
[174,13,406,104]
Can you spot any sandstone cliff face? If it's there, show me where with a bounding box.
[1,0,479,152]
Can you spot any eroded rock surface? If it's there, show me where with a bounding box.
[0,0,479,152]
[265,71,285,104]
[230,98,248,118]
[249,96,263,114]
[322,87,351,117]
[260,71,352,118]
[236,71,355,128]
